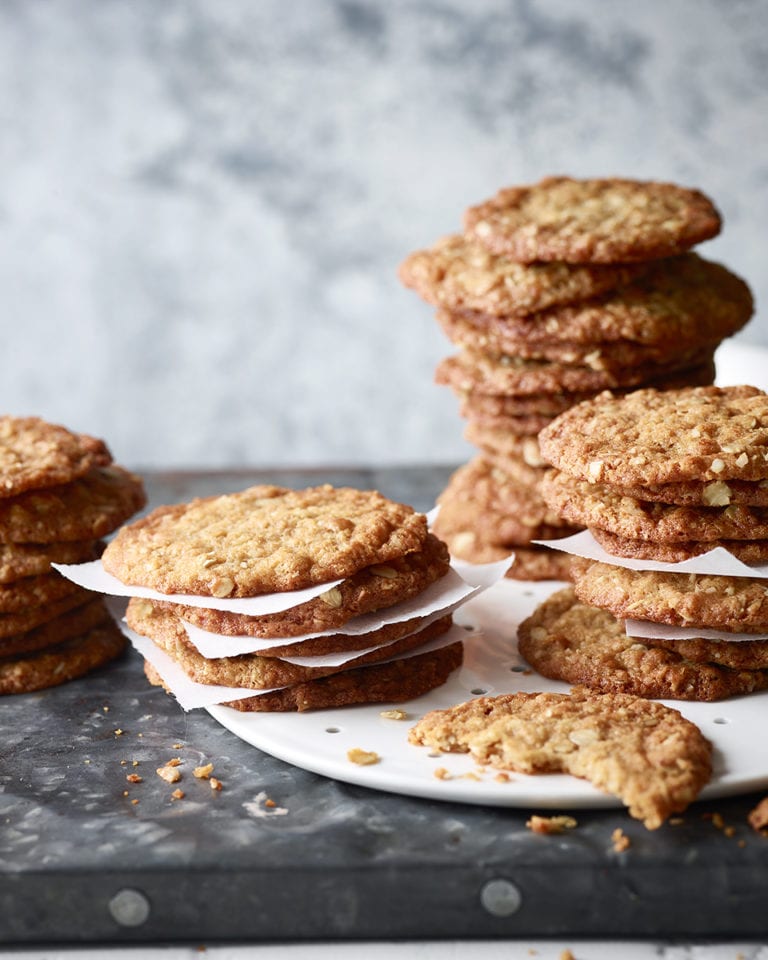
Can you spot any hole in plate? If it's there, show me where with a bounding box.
[428,752,442,759]
[462,624,474,632]
[509,665,526,673]
[713,717,729,725]
[325,727,341,734]
[523,590,534,597]
[471,688,487,695]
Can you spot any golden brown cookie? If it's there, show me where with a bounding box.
[0,466,147,544]
[445,254,752,347]
[0,597,112,658]
[409,686,712,829]
[542,471,768,543]
[0,416,112,498]
[539,385,768,486]
[0,539,103,584]
[464,176,721,263]
[127,596,453,689]
[641,635,768,671]
[0,570,83,613]
[104,484,428,598]
[398,233,645,316]
[571,558,768,633]
[145,639,464,712]
[506,546,574,582]
[0,586,96,638]
[165,533,449,639]
[464,423,553,466]
[590,527,768,563]
[517,587,768,701]
[602,478,768,508]
[0,619,126,695]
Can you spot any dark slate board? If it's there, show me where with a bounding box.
[1,468,767,945]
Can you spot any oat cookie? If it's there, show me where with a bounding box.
[542,471,768,543]
[166,533,449,639]
[590,527,768,564]
[507,546,574,582]
[399,233,645,316]
[0,570,83,613]
[448,255,752,347]
[603,478,768,508]
[517,587,768,701]
[104,484,428,598]
[0,539,103,584]
[641,635,768,671]
[0,416,112,498]
[0,466,146,544]
[464,176,721,263]
[571,558,768,633]
[0,619,125,695]
[0,586,96,638]
[127,596,452,689]
[539,385,768,486]
[409,686,712,829]
[0,597,111,658]
[146,640,464,712]
[460,434,547,487]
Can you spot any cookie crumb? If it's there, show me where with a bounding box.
[157,764,182,784]
[171,789,185,800]
[611,827,631,852]
[526,814,577,835]
[560,950,576,960]
[380,709,408,720]
[126,773,143,784]
[494,772,511,783]
[210,777,223,792]
[194,763,214,779]
[165,757,182,767]
[748,796,768,834]
[347,748,380,766]
[433,766,452,780]
[114,728,124,737]
[131,798,139,805]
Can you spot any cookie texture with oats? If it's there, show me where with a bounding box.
[103,484,429,598]
[167,533,449,638]
[0,539,103,584]
[399,233,645,316]
[0,416,112,498]
[0,570,84,613]
[409,686,712,829]
[0,597,111,658]
[0,466,147,544]
[464,176,721,263]
[0,586,96,638]
[571,557,768,633]
[539,385,768,486]
[590,527,768,563]
[517,587,768,702]
[145,639,464,713]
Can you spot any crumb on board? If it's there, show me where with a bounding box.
[171,789,185,800]
[748,796,768,834]
[126,773,143,784]
[560,950,575,960]
[114,729,124,737]
[526,815,578,835]
[433,766,451,780]
[210,777,223,791]
[194,763,214,779]
[611,827,631,852]
[157,764,182,784]
[166,757,182,767]
[347,748,380,766]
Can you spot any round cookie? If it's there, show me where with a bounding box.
[571,558,768,633]
[0,466,147,544]
[0,416,112,498]
[602,478,768,508]
[541,471,768,543]
[0,539,103,585]
[447,254,752,347]
[640,635,768,671]
[169,533,450,638]
[0,619,126,695]
[0,586,96,638]
[517,587,768,702]
[539,385,768,486]
[398,233,646,316]
[0,570,84,614]
[409,686,712,829]
[0,597,111,658]
[104,484,428,598]
[463,176,721,263]
[590,527,768,564]
[507,546,574,582]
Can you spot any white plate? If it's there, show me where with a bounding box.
[208,579,768,810]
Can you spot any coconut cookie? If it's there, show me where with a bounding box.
[103,484,429,598]
[464,176,722,263]
[409,686,712,829]
[517,588,768,702]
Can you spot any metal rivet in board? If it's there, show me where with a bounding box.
[108,888,151,927]
[480,878,522,917]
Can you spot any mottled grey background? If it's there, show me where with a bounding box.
[1,0,766,469]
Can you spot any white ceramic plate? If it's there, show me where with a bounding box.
[208,578,768,810]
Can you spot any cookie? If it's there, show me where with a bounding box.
[590,527,768,563]
[127,597,453,689]
[398,233,646,316]
[0,619,126,695]
[145,640,464,712]
[0,570,83,613]
[602,478,768,508]
[446,254,752,347]
[506,546,574,582]
[0,597,111,658]
[542,471,768,543]
[0,416,112,498]
[0,539,103,584]
[641,635,768,671]
[103,484,428,598]
[167,533,449,639]
[0,466,147,544]
[464,423,553,466]
[539,385,768,486]
[409,686,712,829]
[517,587,768,701]
[464,176,721,263]
[0,586,96,638]
[571,558,768,633]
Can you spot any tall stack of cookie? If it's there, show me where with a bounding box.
[96,484,466,711]
[0,416,146,694]
[399,177,753,580]
[519,385,768,702]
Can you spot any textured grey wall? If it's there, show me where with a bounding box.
[1,0,766,468]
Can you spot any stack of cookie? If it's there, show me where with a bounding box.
[399,176,753,579]
[519,385,768,702]
[0,416,146,695]
[99,484,465,711]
